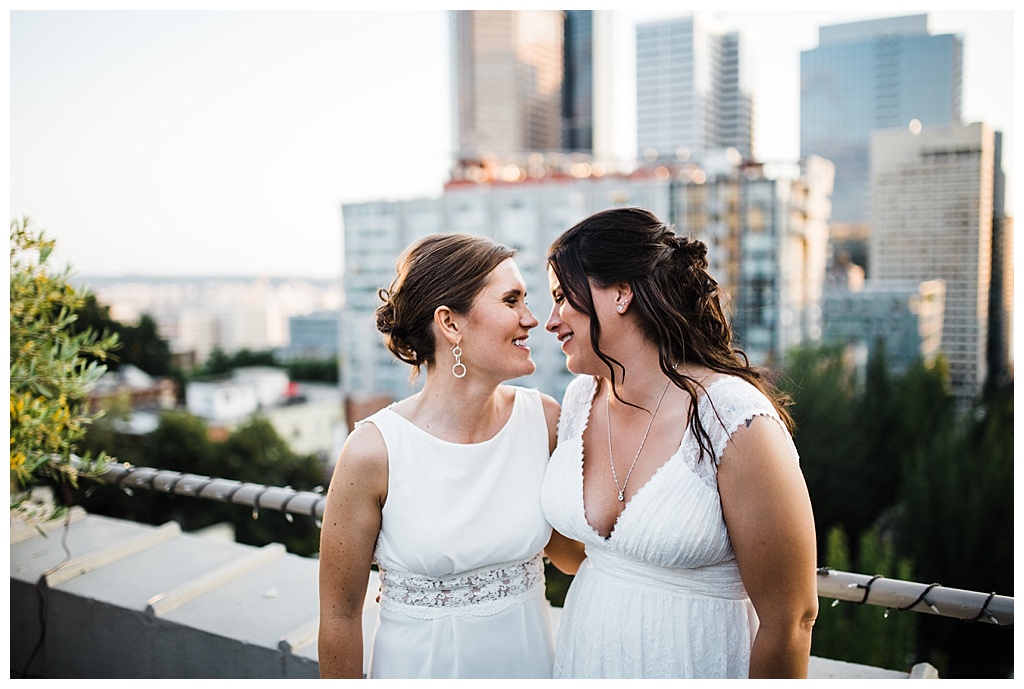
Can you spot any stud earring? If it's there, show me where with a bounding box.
[451,343,466,378]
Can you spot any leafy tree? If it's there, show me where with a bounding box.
[219,417,325,554]
[196,348,339,384]
[71,294,184,399]
[783,343,1012,677]
[9,218,119,513]
[778,345,863,551]
[897,383,1014,678]
[199,347,277,376]
[285,356,340,383]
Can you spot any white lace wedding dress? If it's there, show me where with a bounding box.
[362,386,555,679]
[541,374,798,678]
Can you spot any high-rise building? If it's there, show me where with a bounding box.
[635,13,754,165]
[340,159,832,402]
[562,10,593,152]
[987,132,1014,388]
[801,14,962,268]
[451,10,566,167]
[870,122,998,407]
[674,156,834,366]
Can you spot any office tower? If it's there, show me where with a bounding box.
[635,13,754,165]
[562,10,593,152]
[870,122,997,407]
[801,14,962,268]
[287,311,341,360]
[988,212,1013,387]
[988,132,1013,388]
[341,158,831,403]
[451,10,566,168]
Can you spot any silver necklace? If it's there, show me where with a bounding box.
[606,379,672,502]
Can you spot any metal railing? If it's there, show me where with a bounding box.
[84,460,1013,627]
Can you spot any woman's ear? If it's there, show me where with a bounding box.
[434,305,462,346]
[615,282,634,314]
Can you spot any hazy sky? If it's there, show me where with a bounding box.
[9,9,1015,279]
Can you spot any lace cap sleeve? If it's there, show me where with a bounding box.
[556,375,597,444]
[700,377,798,467]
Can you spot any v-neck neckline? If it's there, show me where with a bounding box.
[576,375,728,541]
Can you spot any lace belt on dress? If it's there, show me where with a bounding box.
[377,553,546,620]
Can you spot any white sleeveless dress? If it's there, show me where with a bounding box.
[541,374,799,678]
[360,385,555,679]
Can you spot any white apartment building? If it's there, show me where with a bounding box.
[870,122,996,406]
[341,158,833,404]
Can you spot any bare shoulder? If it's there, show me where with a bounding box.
[540,392,561,425]
[329,420,389,501]
[719,414,797,471]
[340,420,387,467]
[533,390,560,454]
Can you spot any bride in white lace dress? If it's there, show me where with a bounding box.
[318,234,580,679]
[540,208,819,678]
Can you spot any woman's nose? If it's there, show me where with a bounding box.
[522,304,539,329]
[545,304,560,332]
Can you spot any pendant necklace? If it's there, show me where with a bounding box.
[606,378,672,502]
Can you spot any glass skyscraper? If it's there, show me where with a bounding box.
[562,10,593,152]
[800,14,962,228]
[635,13,754,165]
[450,10,566,164]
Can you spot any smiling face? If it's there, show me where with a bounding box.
[546,265,597,375]
[458,258,539,382]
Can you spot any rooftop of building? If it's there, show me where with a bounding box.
[11,469,1012,679]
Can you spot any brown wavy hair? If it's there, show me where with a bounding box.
[547,207,793,462]
[375,233,515,379]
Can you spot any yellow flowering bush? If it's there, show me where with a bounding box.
[9,218,119,511]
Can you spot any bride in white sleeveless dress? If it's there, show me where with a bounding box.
[318,234,581,679]
[541,208,819,678]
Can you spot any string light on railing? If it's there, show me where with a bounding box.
[898,582,941,615]
[252,486,270,520]
[968,592,999,624]
[853,574,884,605]
[115,464,136,496]
[280,491,297,523]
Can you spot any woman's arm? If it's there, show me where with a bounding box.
[317,422,388,679]
[540,392,561,456]
[544,528,587,574]
[718,415,818,679]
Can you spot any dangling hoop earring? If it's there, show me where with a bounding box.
[451,343,466,379]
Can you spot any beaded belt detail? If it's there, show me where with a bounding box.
[378,554,545,619]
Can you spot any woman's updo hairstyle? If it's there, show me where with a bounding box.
[375,233,515,379]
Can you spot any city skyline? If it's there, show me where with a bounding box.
[10,10,1014,279]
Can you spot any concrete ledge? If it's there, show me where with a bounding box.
[10,511,940,679]
[146,542,286,616]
